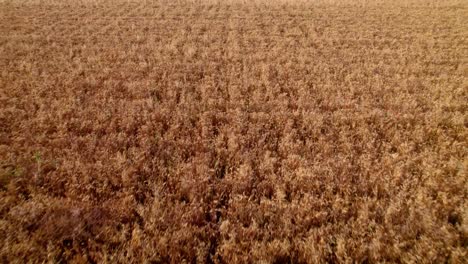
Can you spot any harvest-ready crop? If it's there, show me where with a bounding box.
[0,0,466,263]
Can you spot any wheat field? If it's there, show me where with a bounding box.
[0,0,467,263]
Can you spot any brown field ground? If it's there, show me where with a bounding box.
[0,0,467,263]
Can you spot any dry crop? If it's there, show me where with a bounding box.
[0,0,467,263]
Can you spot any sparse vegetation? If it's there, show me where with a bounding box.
[0,0,467,263]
